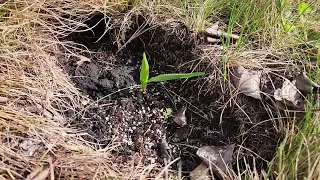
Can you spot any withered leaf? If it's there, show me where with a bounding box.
[196,144,235,178]
[189,162,210,180]
[274,79,305,109]
[231,66,262,100]
[160,137,171,160]
[295,72,320,94]
[173,107,187,126]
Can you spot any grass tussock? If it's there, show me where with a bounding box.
[0,0,320,179]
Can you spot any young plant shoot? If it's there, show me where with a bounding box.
[140,52,149,92]
[139,52,204,92]
[164,108,173,120]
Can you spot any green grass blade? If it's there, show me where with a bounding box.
[140,52,149,91]
[148,72,204,83]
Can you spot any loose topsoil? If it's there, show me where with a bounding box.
[62,14,279,176]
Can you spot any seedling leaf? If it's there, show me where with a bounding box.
[299,2,311,15]
[148,72,204,83]
[140,52,149,92]
[164,108,173,120]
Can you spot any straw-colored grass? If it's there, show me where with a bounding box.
[1,0,320,179]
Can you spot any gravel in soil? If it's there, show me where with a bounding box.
[62,14,279,175]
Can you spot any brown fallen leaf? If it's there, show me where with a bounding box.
[173,107,187,126]
[295,72,320,94]
[189,162,210,180]
[274,79,305,109]
[230,66,262,100]
[160,137,171,160]
[0,96,9,103]
[196,144,235,179]
[260,74,283,100]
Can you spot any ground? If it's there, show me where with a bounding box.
[0,0,319,179]
[62,14,279,174]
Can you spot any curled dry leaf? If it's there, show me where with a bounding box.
[274,79,305,109]
[173,107,187,126]
[231,66,262,100]
[295,72,320,94]
[160,137,171,160]
[260,74,283,100]
[196,144,235,179]
[189,162,210,180]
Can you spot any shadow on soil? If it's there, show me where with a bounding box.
[62,13,279,177]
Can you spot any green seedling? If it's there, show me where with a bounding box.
[164,108,173,120]
[140,52,149,92]
[139,52,204,92]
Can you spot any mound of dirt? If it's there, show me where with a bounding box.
[62,14,279,176]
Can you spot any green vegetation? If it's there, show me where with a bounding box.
[140,52,149,92]
[164,108,173,120]
[161,0,320,178]
[1,0,319,179]
[139,52,204,92]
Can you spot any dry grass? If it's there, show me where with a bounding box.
[0,0,166,179]
[1,0,320,179]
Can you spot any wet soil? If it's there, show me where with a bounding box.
[62,14,279,176]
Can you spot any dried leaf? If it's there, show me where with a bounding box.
[0,96,9,103]
[173,107,187,126]
[295,72,320,94]
[160,138,171,160]
[196,144,235,178]
[231,66,262,100]
[189,162,210,180]
[261,74,283,100]
[274,79,305,109]
[76,55,91,67]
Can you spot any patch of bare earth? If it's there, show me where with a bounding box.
[60,14,280,177]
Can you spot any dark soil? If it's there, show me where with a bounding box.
[62,13,279,177]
